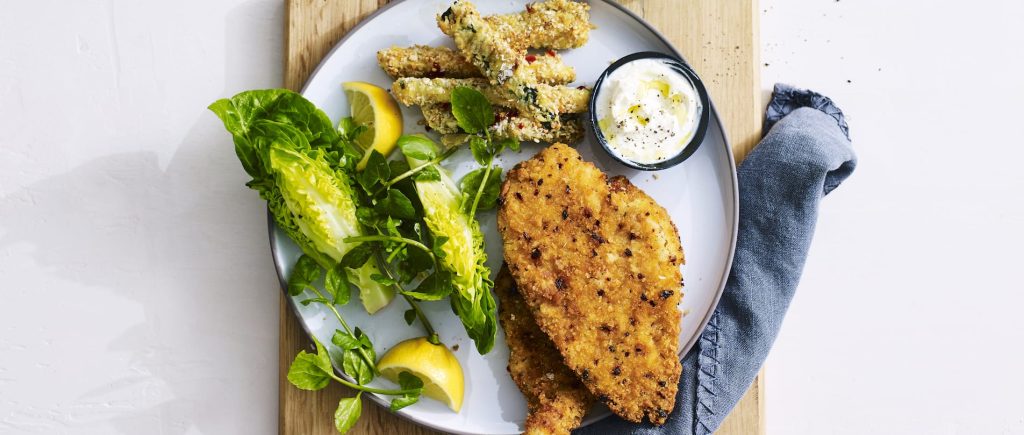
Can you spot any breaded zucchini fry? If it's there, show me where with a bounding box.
[377,45,575,85]
[392,78,589,114]
[438,1,562,127]
[437,0,591,50]
[422,104,584,144]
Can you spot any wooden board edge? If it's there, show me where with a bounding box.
[279,0,766,433]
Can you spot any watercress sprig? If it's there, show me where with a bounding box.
[287,338,424,433]
[383,146,459,188]
[449,86,519,219]
[285,253,426,434]
[287,255,377,376]
[346,142,447,344]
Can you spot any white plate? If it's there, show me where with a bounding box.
[271,1,738,433]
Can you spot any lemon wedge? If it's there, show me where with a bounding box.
[341,81,403,170]
[378,337,464,412]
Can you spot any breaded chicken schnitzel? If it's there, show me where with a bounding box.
[497,144,684,425]
[496,265,593,435]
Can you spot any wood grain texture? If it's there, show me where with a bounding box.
[281,1,763,433]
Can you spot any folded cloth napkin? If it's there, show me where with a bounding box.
[578,83,857,435]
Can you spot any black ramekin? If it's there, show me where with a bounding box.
[588,51,711,171]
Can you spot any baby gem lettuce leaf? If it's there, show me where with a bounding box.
[401,135,497,354]
[208,89,348,176]
[213,90,436,432]
[209,89,394,314]
[268,138,395,313]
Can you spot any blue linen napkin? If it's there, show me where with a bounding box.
[578,83,857,434]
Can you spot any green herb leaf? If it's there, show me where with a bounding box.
[354,328,374,351]
[497,136,520,152]
[389,394,420,412]
[396,241,433,284]
[288,255,322,296]
[342,348,374,385]
[287,351,332,390]
[389,394,419,412]
[468,135,490,166]
[336,140,365,171]
[332,330,361,351]
[300,297,332,306]
[355,206,380,228]
[399,370,425,390]
[377,218,408,261]
[450,285,498,354]
[376,189,416,220]
[335,328,375,385]
[431,236,450,261]
[403,270,454,301]
[390,371,425,411]
[338,117,357,138]
[338,117,367,143]
[340,244,374,269]
[334,394,362,434]
[370,273,397,287]
[325,264,351,306]
[414,165,441,182]
[357,150,390,192]
[397,135,439,161]
[388,160,411,179]
[459,167,503,212]
[286,339,333,390]
[403,309,417,325]
[337,119,368,165]
[313,339,333,372]
[450,86,493,135]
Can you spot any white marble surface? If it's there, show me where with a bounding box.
[1,0,1022,433]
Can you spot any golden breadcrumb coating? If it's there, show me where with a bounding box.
[392,78,589,114]
[496,265,594,435]
[438,1,562,127]
[377,45,575,85]
[438,0,591,50]
[420,104,583,145]
[497,144,685,425]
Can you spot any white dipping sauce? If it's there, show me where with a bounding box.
[595,58,701,165]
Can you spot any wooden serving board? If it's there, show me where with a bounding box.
[280,1,764,433]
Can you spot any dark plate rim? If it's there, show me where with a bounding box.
[588,51,712,170]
